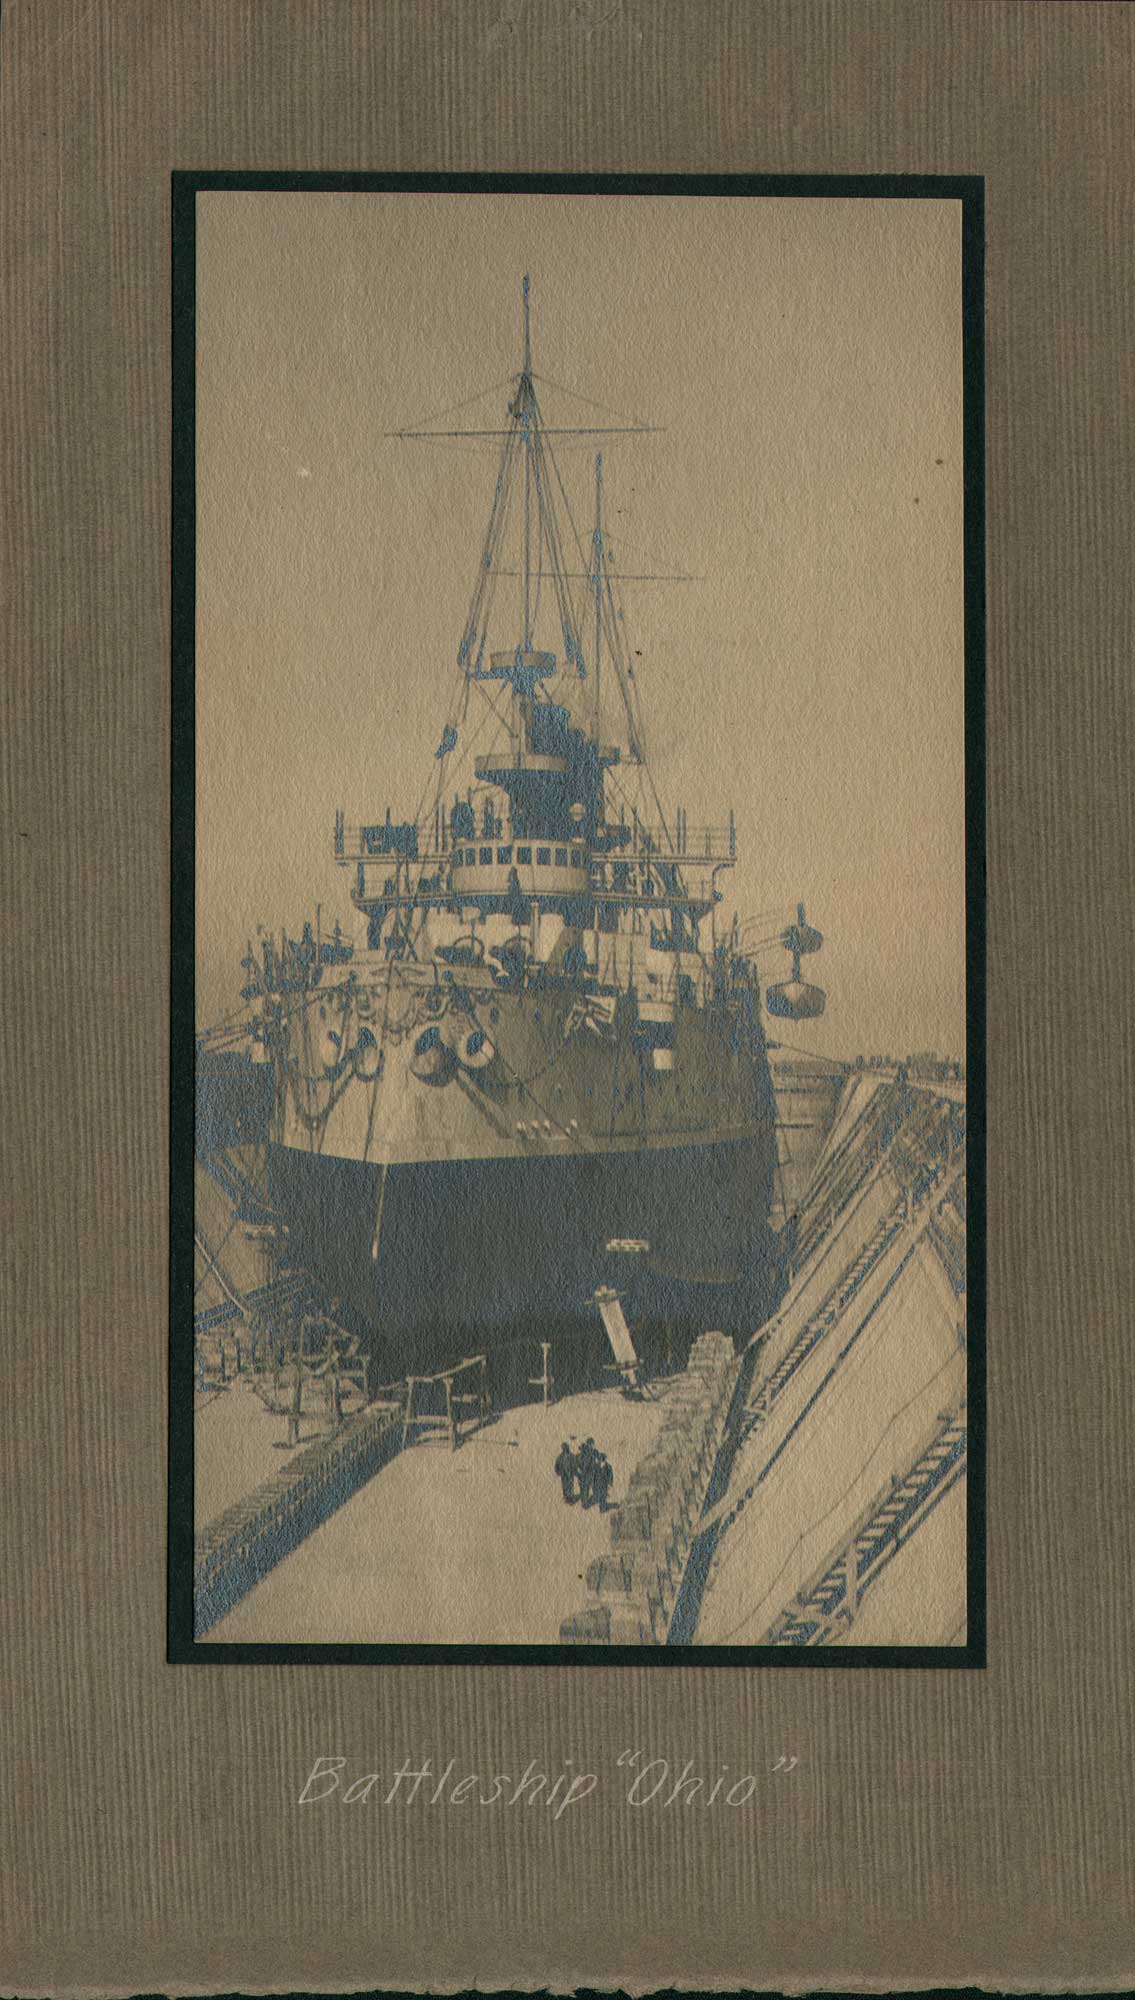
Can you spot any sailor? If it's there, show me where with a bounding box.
[578,1437,599,1509]
[554,1441,577,1505]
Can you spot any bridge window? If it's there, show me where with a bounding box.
[452,851,462,869]
[536,847,551,867]
[480,846,492,865]
[517,845,531,864]
[571,846,583,867]
[465,848,476,865]
[497,845,512,864]
[555,847,567,867]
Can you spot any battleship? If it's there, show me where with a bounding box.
[200,279,827,1388]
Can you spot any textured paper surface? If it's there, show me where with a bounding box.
[3,0,1134,1990]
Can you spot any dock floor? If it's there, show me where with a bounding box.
[203,1384,675,1645]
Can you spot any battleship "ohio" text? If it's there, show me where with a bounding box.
[298,1751,799,1814]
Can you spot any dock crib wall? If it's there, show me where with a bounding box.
[560,1331,738,1645]
[193,1400,404,1638]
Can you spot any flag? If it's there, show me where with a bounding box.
[435,724,458,758]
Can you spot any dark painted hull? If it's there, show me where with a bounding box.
[268,1130,781,1393]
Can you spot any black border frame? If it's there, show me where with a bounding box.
[169,171,985,1668]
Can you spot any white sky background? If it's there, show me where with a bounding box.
[196,192,966,1061]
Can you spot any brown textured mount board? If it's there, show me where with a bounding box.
[2,1,1132,1993]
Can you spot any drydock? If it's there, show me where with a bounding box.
[191,1051,967,1647]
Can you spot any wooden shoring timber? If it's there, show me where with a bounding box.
[528,1340,554,1407]
[402,1354,488,1452]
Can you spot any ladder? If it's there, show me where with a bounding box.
[764,1404,968,1645]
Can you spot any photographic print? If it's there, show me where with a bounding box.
[175,179,982,1659]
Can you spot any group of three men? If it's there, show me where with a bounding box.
[554,1436,613,1511]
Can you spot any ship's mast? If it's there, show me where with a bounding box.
[593,452,603,745]
[433,278,666,745]
[522,273,533,651]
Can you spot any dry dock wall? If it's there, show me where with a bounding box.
[559,1332,739,1644]
[690,1072,967,1647]
[694,1233,966,1644]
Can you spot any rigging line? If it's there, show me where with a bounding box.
[529,368,655,430]
[387,425,661,439]
[530,425,585,659]
[767,1038,850,1068]
[529,462,547,633]
[361,959,400,1164]
[469,672,514,742]
[408,673,518,937]
[602,759,646,829]
[738,906,803,930]
[545,424,596,583]
[406,681,515,931]
[483,1029,579,1141]
[382,438,527,460]
[602,560,646,760]
[707,1350,964,1635]
[466,438,519,673]
[459,425,519,660]
[383,373,518,436]
[431,709,500,836]
[486,426,522,631]
[484,568,697,582]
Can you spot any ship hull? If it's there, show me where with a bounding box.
[268,1126,780,1392]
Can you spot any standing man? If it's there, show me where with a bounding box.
[578,1437,599,1510]
[554,1440,577,1505]
[594,1452,614,1513]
